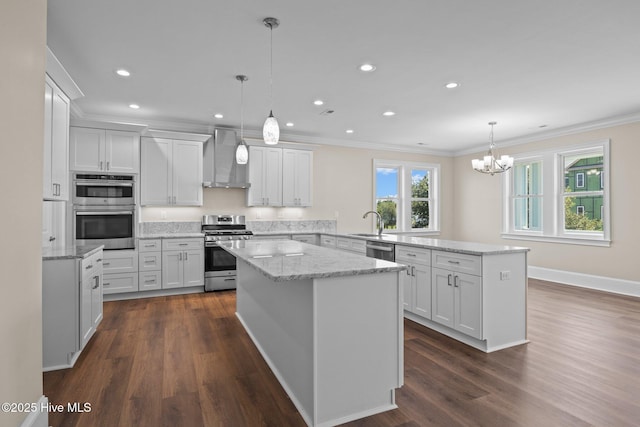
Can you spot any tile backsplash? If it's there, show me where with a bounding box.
[246,220,337,234]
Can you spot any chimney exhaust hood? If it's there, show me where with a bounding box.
[203,128,250,188]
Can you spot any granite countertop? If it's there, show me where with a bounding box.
[221,240,407,282]
[42,244,104,261]
[337,234,530,255]
[138,233,204,239]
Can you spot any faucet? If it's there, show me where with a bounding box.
[362,210,384,236]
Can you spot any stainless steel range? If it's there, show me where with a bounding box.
[202,215,253,291]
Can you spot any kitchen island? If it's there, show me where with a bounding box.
[221,239,407,427]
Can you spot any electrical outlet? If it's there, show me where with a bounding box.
[500,271,511,281]
[160,210,167,220]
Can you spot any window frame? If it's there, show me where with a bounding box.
[373,159,440,234]
[502,139,610,247]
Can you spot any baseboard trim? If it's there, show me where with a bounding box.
[20,395,48,427]
[529,266,640,298]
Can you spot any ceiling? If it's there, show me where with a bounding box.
[47,0,640,155]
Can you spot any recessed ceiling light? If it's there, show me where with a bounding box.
[345,129,354,134]
[313,99,324,106]
[213,113,223,119]
[445,82,459,89]
[359,63,376,72]
[383,111,395,116]
[286,122,294,127]
[116,69,131,77]
[129,104,140,109]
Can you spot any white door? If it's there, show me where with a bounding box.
[70,127,105,172]
[162,251,183,288]
[413,263,432,319]
[431,267,454,328]
[105,130,139,173]
[172,140,203,206]
[454,272,482,339]
[182,249,204,287]
[141,137,172,205]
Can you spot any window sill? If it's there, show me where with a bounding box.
[501,232,611,247]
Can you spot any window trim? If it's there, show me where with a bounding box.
[575,172,585,188]
[502,139,610,247]
[373,159,440,234]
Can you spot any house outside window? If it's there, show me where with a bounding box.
[503,140,610,246]
[374,160,439,233]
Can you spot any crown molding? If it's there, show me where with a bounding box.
[455,111,640,157]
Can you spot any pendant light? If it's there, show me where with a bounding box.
[235,75,249,165]
[471,122,514,175]
[262,17,280,145]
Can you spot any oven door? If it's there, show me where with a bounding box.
[204,243,237,291]
[73,178,135,206]
[74,206,135,250]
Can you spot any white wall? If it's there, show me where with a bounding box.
[0,0,47,425]
[454,121,640,283]
[142,144,455,236]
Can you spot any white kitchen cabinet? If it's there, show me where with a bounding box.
[43,74,70,200]
[431,251,483,340]
[396,245,431,318]
[291,234,319,245]
[247,146,282,206]
[161,238,204,289]
[141,137,203,206]
[102,249,138,295]
[336,237,366,255]
[70,127,139,173]
[42,200,66,249]
[42,247,103,371]
[282,149,313,207]
[319,234,336,248]
[138,239,162,291]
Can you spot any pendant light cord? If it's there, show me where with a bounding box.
[240,78,244,140]
[269,23,274,112]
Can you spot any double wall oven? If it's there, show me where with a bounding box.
[72,174,136,250]
[202,215,252,291]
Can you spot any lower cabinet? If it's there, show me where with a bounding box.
[336,237,366,255]
[395,245,431,318]
[139,238,162,291]
[102,249,138,294]
[319,234,336,248]
[431,252,483,340]
[42,248,103,371]
[161,238,204,289]
[291,234,319,245]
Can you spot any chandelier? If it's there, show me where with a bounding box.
[262,17,280,145]
[471,121,513,175]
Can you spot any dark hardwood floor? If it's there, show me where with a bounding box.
[44,279,640,426]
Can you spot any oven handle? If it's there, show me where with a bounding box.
[76,211,134,216]
[75,181,133,187]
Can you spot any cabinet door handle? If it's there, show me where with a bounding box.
[85,264,93,270]
[49,236,56,242]
[184,251,188,261]
[454,275,459,287]
[99,161,103,170]
[447,274,453,286]
[92,276,100,289]
[179,252,182,261]
[96,258,102,262]
[106,161,110,171]
[406,266,411,276]
[411,266,415,277]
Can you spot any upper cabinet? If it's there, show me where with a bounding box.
[43,75,70,200]
[140,137,203,206]
[282,149,313,207]
[247,146,283,207]
[70,127,140,174]
[247,146,313,207]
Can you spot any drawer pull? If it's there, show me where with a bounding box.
[144,244,155,247]
[145,279,155,283]
[407,253,416,257]
[179,243,188,246]
[447,260,461,265]
[104,282,110,286]
[96,258,102,262]
[85,264,92,270]
[103,262,111,266]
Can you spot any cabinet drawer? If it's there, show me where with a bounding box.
[395,245,431,265]
[320,235,336,247]
[139,271,162,291]
[291,234,319,245]
[162,238,203,251]
[336,237,366,254]
[103,250,138,274]
[81,251,102,278]
[139,239,161,252]
[102,272,139,294]
[432,251,481,276]
[139,251,162,271]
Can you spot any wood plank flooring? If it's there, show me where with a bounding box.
[44,279,640,426]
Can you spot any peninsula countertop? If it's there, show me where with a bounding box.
[42,244,104,261]
[221,239,407,282]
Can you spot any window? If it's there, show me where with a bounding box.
[503,140,610,246]
[374,160,439,233]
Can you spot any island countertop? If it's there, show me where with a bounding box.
[221,239,407,282]
[42,244,104,261]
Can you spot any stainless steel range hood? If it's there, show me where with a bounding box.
[203,128,250,188]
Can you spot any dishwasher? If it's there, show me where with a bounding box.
[365,241,395,261]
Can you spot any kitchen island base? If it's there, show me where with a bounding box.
[235,259,403,427]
